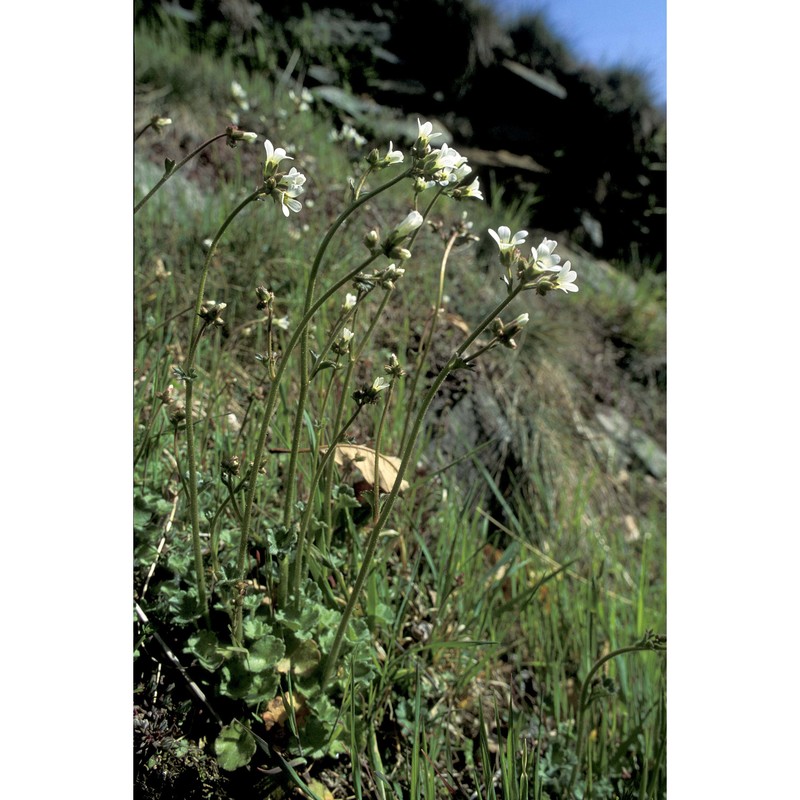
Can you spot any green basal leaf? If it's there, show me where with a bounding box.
[268,523,297,555]
[164,549,192,577]
[290,639,321,678]
[275,604,318,639]
[154,498,176,515]
[164,586,203,624]
[219,657,279,703]
[186,630,226,672]
[215,721,256,771]
[332,483,362,511]
[315,606,343,652]
[133,508,153,531]
[244,635,285,673]
[242,617,271,641]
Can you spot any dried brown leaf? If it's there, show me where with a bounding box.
[327,444,409,493]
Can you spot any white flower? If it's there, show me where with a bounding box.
[383,141,404,165]
[341,327,354,343]
[460,176,483,200]
[343,293,358,311]
[264,139,292,172]
[488,226,528,253]
[277,190,303,217]
[413,118,442,154]
[435,143,467,170]
[394,210,424,238]
[231,80,250,110]
[288,88,313,111]
[531,238,561,271]
[372,376,391,393]
[552,261,579,293]
[512,312,530,326]
[274,315,290,330]
[227,128,258,144]
[332,123,367,148]
[281,167,306,191]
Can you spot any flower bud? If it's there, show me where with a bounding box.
[156,385,176,404]
[384,353,406,378]
[332,327,355,355]
[167,401,186,426]
[199,301,227,326]
[255,286,274,310]
[394,211,424,238]
[226,126,258,147]
[222,454,241,477]
[363,229,380,252]
[388,246,412,261]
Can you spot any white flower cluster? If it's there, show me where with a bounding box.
[488,227,579,293]
[262,140,307,217]
[288,87,314,112]
[412,120,483,200]
[231,81,250,111]
[329,123,368,148]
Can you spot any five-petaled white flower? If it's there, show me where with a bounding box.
[417,119,435,140]
[488,226,528,253]
[281,167,306,191]
[264,139,292,173]
[384,142,404,166]
[531,238,561,271]
[450,175,483,201]
[552,261,579,293]
[462,177,483,199]
[276,188,303,217]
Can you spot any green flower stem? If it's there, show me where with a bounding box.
[183,378,210,624]
[134,121,154,142]
[134,131,229,214]
[182,188,263,625]
[321,288,392,536]
[565,634,666,798]
[322,355,358,538]
[372,381,395,525]
[134,394,166,468]
[399,225,459,452]
[281,167,413,526]
[290,405,363,597]
[461,337,500,365]
[322,284,526,687]
[236,257,384,623]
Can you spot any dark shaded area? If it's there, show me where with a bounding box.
[134,0,666,271]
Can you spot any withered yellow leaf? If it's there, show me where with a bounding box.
[327,444,409,493]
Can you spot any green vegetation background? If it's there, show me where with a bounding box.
[134,2,665,798]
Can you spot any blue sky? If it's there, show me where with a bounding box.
[488,0,666,105]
